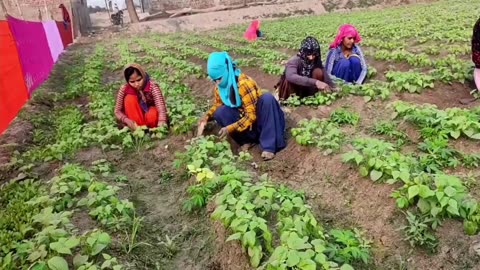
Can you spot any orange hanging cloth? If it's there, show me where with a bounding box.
[0,21,29,135]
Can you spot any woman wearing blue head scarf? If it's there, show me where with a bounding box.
[197,52,286,160]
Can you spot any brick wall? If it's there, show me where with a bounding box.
[0,0,71,21]
[0,0,91,37]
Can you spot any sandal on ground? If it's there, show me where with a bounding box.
[261,151,275,161]
[240,143,256,152]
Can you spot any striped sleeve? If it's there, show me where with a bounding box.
[205,87,223,120]
[354,45,368,85]
[151,83,168,123]
[114,84,127,123]
[325,48,336,78]
[226,77,258,133]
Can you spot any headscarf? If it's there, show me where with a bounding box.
[329,24,362,49]
[207,52,242,108]
[298,36,322,78]
[123,63,151,112]
[244,20,260,41]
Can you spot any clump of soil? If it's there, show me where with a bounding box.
[211,219,250,270]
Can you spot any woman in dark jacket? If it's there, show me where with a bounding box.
[275,36,334,100]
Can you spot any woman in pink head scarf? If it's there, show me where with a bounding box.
[244,20,263,41]
[325,24,367,85]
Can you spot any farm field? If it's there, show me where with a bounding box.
[1,0,480,269]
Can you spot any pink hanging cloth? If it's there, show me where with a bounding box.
[244,20,260,41]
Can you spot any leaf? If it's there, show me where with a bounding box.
[359,166,369,177]
[98,232,111,244]
[408,186,419,199]
[102,253,112,260]
[450,130,460,139]
[355,154,364,165]
[249,246,262,267]
[50,242,72,255]
[340,264,355,270]
[444,186,457,197]
[447,199,460,216]
[73,254,89,268]
[65,237,80,248]
[436,191,444,202]
[47,256,69,270]
[464,220,478,235]
[396,197,409,209]
[311,239,326,253]
[286,250,300,267]
[298,259,316,270]
[440,196,449,208]
[430,207,441,217]
[243,230,256,247]
[282,200,294,213]
[418,185,434,198]
[399,171,410,182]
[91,243,108,256]
[31,262,47,270]
[417,199,431,214]
[270,246,288,261]
[226,233,242,242]
[370,170,383,181]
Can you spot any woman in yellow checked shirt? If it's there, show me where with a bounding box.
[196,52,286,160]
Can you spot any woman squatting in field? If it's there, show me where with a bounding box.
[461,17,480,104]
[325,24,368,85]
[196,52,286,161]
[473,17,480,92]
[114,64,168,131]
[275,36,334,100]
[244,19,263,41]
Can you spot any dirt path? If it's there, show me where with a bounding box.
[90,0,435,34]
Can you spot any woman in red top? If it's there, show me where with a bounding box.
[115,64,168,130]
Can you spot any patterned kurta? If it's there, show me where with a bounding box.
[205,73,262,133]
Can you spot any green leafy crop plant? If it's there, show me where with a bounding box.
[0,165,126,270]
[292,119,344,155]
[393,101,480,140]
[174,136,371,269]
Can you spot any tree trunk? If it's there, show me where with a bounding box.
[126,0,139,23]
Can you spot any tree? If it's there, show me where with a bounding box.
[126,0,139,23]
